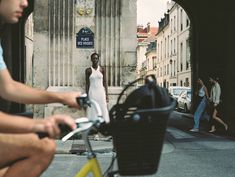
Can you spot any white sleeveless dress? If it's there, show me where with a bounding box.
[87,66,110,123]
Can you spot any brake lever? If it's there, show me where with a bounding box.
[62,122,93,142]
[76,94,91,108]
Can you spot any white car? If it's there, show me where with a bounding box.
[168,86,191,100]
[177,90,192,112]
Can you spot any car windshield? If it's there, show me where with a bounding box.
[187,91,191,99]
[173,89,189,95]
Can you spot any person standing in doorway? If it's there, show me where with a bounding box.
[85,52,109,124]
[190,78,209,132]
[208,76,228,133]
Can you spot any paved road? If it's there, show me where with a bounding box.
[42,111,235,177]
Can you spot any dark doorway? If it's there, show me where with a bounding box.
[173,0,235,135]
[0,1,34,113]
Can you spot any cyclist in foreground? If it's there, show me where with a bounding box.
[0,0,80,177]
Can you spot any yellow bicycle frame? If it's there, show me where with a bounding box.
[75,158,102,177]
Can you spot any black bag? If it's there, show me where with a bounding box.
[109,75,175,176]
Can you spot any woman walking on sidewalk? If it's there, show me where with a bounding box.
[208,76,228,133]
[190,78,209,132]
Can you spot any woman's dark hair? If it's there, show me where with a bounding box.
[198,76,205,81]
[209,74,219,82]
[91,52,99,59]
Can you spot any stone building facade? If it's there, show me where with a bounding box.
[138,1,191,88]
[156,1,191,88]
[136,24,158,85]
[32,0,137,117]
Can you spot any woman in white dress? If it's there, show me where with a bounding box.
[85,52,109,123]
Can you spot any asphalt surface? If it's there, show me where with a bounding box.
[42,111,235,177]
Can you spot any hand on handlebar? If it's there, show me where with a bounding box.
[36,94,91,139]
[60,91,82,109]
[76,93,90,108]
[34,115,76,139]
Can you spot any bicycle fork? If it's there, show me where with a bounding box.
[75,158,102,177]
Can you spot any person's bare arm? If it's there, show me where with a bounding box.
[85,68,91,94]
[203,86,209,99]
[0,69,81,108]
[0,111,76,138]
[101,67,109,102]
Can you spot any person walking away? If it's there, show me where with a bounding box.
[190,78,209,132]
[208,76,228,133]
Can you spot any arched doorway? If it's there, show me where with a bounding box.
[173,0,235,135]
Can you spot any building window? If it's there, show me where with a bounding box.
[180,42,183,71]
[165,37,167,58]
[186,17,190,27]
[167,64,169,75]
[167,35,170,57]
[152,56,156,69]
[180,9,183,31]
[158,43,160,60]
[185,78,189,87]
[186,39,190,69]
[174,38,176,54]
[174,15,176,32]
[186,61,189,70]
[171,18,173,33]
[174,60,176,76]
[171,40,173,56]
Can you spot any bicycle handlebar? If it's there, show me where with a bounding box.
[61,97,105,142]
[37,95,105,139]
[61,117,104,141]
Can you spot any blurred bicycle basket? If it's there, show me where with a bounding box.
[109,75,176,176]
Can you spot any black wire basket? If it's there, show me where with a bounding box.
[109,76,175,176]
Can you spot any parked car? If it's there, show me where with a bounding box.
[168,86,191,101]
[177,90,192,113]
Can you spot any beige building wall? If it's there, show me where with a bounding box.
[177,6,191,87]
[145,46,156,76]
[32,0,137,117]
[168,2,178,86]
[136,42,148,77]
[25,14,34,112]
[155,1,191,88]
[156,21,170,88]
[25,14,34,87]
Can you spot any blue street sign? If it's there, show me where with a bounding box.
[76,27,94,48]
